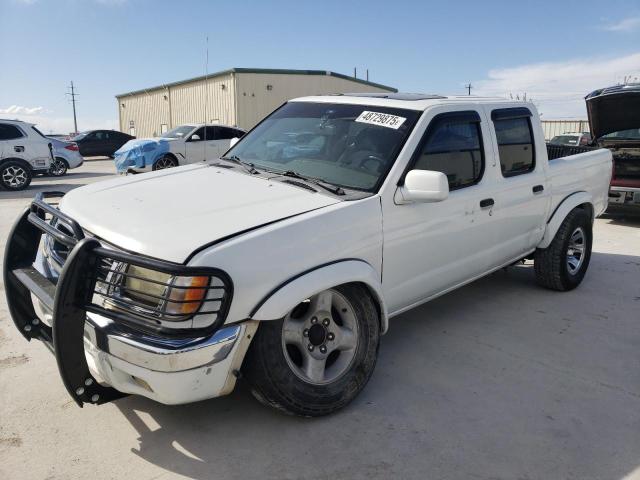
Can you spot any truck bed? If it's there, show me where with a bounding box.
[545,146,612,218]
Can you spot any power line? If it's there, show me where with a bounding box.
[66,81,79,134]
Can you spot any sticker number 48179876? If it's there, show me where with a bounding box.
[355,111,407,129]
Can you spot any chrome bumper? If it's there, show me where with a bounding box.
[34,297,256,405]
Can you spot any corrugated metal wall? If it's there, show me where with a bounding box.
[169,74,236,128]
[235,73,392,129]
[117,88,170,138]
[541,120,590,140]
[117,73,235,138]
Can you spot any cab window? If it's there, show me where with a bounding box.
[492,108,535,176]
[412,112,484,190]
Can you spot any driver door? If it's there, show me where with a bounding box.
[382,109,499,314]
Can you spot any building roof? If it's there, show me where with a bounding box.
[115,68,397,98]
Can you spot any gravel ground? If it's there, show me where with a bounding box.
[1,160,639,480]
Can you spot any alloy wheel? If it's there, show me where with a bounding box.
[281,289,359,385]
[2,166,28,188]
[566,227,586,275]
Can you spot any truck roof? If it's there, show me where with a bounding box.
[290,93,534,111]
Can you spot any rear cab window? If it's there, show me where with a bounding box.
[491,108,535,177]
[409,111,485,190]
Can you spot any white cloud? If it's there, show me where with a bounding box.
[473,52,640,118]
[0,105,44,115]
[0,106,116,134]
[602,16,640,32]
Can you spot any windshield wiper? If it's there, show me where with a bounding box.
[281,170,345,196]
[220,155,260,174]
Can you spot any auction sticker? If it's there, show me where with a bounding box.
[355,111,406,129]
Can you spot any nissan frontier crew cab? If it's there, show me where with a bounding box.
[4,93,612,416]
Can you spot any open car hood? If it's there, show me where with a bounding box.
[586,84,640,140]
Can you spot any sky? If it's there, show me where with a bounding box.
[1,0,640,133]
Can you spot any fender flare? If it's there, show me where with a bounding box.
[250,259,389,334]
[538,191,593,249]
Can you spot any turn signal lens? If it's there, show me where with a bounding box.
[166,276,210,315]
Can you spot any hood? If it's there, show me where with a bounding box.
[60,164,340,262]
[586,84,640,140]
[114,138,173,172]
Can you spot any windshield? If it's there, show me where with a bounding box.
[550,135,580,145]
[226,102,420,191]
[601,129,640,140]
[161,125,195,139]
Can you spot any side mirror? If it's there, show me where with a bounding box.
[229,137,240,148]
[190,134,201,141]
[396,169,449,204]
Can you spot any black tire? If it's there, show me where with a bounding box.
[49,157,68,176]
[0,160,32,191]
[152,154,178,170]
[243,283,380,417]
[534,208,592,291]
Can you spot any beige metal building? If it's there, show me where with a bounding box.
[115,68,397,138]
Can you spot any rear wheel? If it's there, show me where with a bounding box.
[243,284,380,416]
[49,157,68,176]
[153,155,178,170]
[534,208,592,291]
[0,161,32,191]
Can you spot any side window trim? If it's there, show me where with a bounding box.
[400,110,485,191]
[491,107,536,178]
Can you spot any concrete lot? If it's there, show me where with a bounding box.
[1,160,639,480]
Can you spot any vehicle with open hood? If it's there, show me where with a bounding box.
[585,84,640,209]
[114,124,246,173]
[4,93,611,416]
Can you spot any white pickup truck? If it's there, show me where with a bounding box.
[4,93,611,416]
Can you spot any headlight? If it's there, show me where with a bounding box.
[95,260,229,329]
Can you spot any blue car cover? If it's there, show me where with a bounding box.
[114,139,171,173]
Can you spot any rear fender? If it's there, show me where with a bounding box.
[538,191,593,249]
[250,259,389,334]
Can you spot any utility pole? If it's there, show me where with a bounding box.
[465,83,473,95]
[67,81,79,134]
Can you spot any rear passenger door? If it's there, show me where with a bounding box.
[485,107,550,258]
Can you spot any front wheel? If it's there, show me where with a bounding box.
[243,284,380,416]
[153,154,178,170]
[534,208,592,291]
[49,157,68,176]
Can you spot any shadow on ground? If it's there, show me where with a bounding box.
[109,252,640,480]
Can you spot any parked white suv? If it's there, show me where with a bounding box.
[114,124,246,173]
[0,119,53,190]
[5,94,612,416]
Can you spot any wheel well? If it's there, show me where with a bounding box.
[575,202,594,222]
[0,157,32,170]
[54,156,69,164]
[158,152,178,162]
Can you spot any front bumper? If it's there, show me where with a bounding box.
[4,192,252,407]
